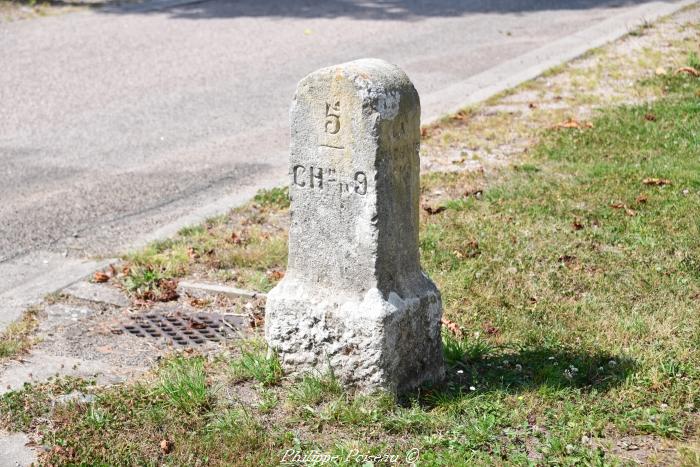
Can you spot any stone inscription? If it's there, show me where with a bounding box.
[292,164,367,195]
[320,101,344,149]
[325,101,341,134]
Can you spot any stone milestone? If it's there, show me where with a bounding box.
[265,58,444,393]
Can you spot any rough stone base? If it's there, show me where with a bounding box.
[265,276,444,394]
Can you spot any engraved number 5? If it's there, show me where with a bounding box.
[325,101,340,134]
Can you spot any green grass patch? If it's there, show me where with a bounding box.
[230,340,283,386]
[121,187,289,296]
[158,356,212,413]
[0,306,40,360]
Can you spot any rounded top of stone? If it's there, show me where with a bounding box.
[303,58,412,88]
[296,58,418,120]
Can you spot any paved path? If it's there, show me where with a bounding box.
[0,0,690,316]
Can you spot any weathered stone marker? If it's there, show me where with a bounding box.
[265,58,444,393]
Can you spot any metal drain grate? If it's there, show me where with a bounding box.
[122,312,246,346]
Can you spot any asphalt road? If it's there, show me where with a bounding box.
[0,0,682,279]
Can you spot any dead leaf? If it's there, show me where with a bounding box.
[93,271,109,283]
[553,118,593,130]
[441,317,464,338]
[572,218,584,231]
[675,66,700,77]
[189,298,209,308]
[635,194,648,204]
[160,439,173,454]
[643,178,671,186]
[187,247,199,259]
[420,127,429,138]
[528,102,538,109]
[188,319,206,330]
[558,255,577,266]
[267,269,285,281]
[644,113,657,122]
[655,66,667,76]
[247,297,266,328]
[157,279,179,302]
[482,321,500,336]
[453,110,469,121]
[610,202,636,216]
[229,231,243,245]
[109,263,118,277]
[422,204,446,215]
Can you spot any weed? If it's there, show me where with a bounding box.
[230,340,283,386]
[158,356,211,413]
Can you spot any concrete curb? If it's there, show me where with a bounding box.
[177,280,264,300]
[422,0,697,124]
[0,256,116,332]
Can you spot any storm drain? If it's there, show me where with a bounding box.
[122,312,247,346]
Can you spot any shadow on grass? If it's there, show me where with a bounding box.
[409,342,636,406]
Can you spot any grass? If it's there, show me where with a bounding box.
[230,339,283,387]
[158,356,211,413]
[2,26,699,465]
[119,187,289,298]
[0,306,40,360]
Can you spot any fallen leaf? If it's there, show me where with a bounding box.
[635,194,648,204]
[644,113,657,122]
[229,231,243,245]
[553,118,593,130]
[572,218,584,231]
[267,269,285,281]
[188,319,206,330]
[160,439,173,454]
[528,102,538,109]
[420,127,429,138]
[422,204,446,215]
[610,202,626,209]
[93,271,109,283]
[643,178,671,186]
[482,321,500,336]
[187,247,199,259]
[453,110,469,121]
[675,66,700,77]
[655,66,667,76]
[625,208,636,217]
[189,298,209,308]
[558,255,577,266]
[157,279,179,302]
[109,263,118,277]
[441,317,463,338]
